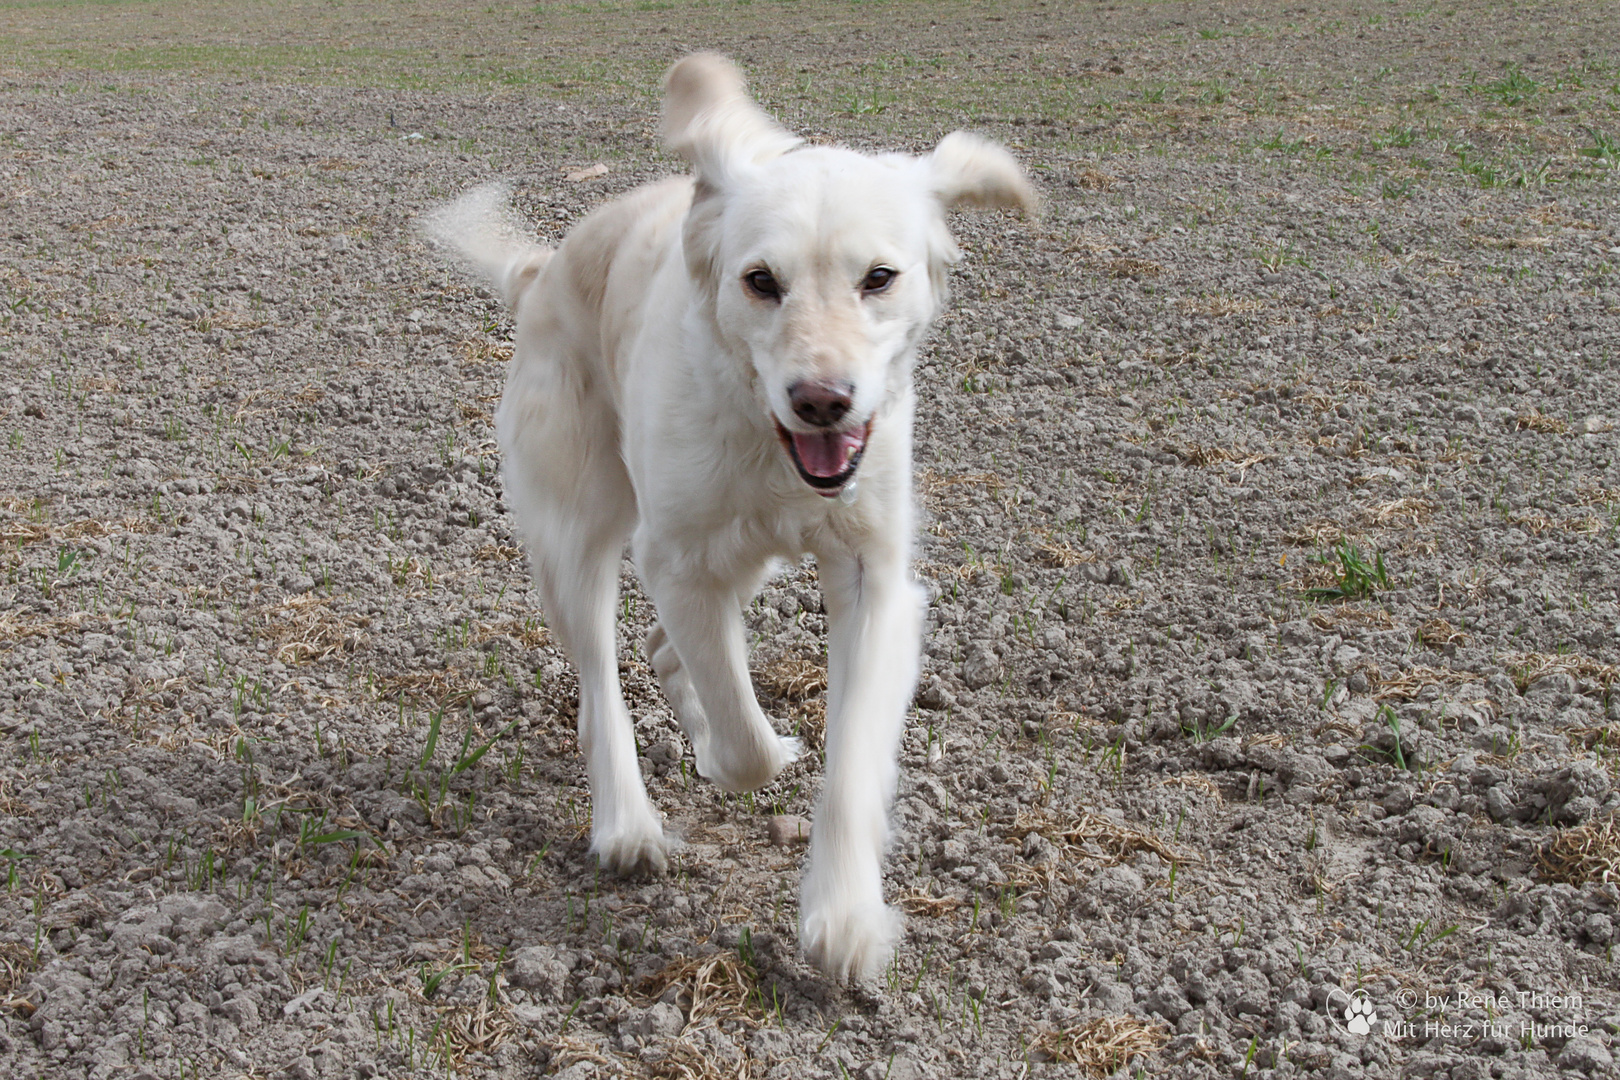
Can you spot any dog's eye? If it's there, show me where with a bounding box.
[744,268,781,300]
[860,266,897,295]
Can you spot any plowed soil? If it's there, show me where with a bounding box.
[1,2,1618,1078]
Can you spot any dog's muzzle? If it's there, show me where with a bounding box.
[774,418,870,497]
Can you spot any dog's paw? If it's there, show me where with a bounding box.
[591,820,670,877]
[696,733,801,793]
[799,900,901,984]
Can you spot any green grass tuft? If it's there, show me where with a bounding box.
[1305,542,1390,602]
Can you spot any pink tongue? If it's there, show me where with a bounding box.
[792,429,865,478]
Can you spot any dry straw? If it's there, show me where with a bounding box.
[635,950,764,1034]
[434,995,516,1068]
[1009,809,1195,869]
[1537,814,1620,886]
[1033,536,1096,568]
[640,1038,754,1080]
[753,656,826,702]
[1513,409,1568,434]
[1032,1015,1169,1075]
[255,594,369,665]
[894,888,963,917]
[1500,651,1618,692]
[754,655,827,748]
[0,941,36,1015]
[1164,443,1268,471]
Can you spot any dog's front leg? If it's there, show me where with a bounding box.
[799,547,924,982]
[639,561,801,793]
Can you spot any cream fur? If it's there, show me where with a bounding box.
[424,53,1032,982]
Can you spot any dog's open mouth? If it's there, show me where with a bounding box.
[774,419,870,496]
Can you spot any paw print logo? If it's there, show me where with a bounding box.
[1344,989,1377,1035]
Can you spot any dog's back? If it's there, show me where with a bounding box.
[426,176,694,391]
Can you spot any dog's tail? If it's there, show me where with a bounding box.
[419,182,553,312]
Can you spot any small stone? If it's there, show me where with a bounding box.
[1085,978,1134,1012]
[509,946,570,1001]
[1022,970,1062,999]
[510,1004,548,1028]
[1557,1037,1613,1074]
[1426,782,1460,811]
[1021,833,1058,866]
[1145,979,1192,1021]
[636,1001,685,1038]
[1094,865,1144,896]
[646,737,684,768]
[1233,990,1270,1016]
[1380,782,1415,815]
[915,678,954,711]
[1401,805,1449,846]
[1526,672,1577,699]
[1331,644,1363,673]
[220,996,259,1029]
[938,838,970,869]
[38,1015,66,1050]
[749,1028,793,1060]
[767,815,810,847]
[1485,785,1518,823]
[282,989,330,1018]
[159,894,229,940]
[960,642,1002,689]
[1535,761,1611,824]
[862,1057,923,1080]
[280,572,316,594]
[1279,620,1315,645]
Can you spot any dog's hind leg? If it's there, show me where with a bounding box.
[643,562,773,767]
[500,373,667,876]
[644,621,709,752]
[636,558,800,794]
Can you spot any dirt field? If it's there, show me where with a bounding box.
[2,1,1618,1077]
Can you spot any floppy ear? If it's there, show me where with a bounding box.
[920,133,1037,305]
[661,53,801,187]
[926,131,1038,214]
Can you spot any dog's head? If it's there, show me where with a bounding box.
[663,53,1035,497]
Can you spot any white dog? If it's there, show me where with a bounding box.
[426,54,1033,981]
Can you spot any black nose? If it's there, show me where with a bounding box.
[788,379,854,428]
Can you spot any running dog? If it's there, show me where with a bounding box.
[425,53,1033,980]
